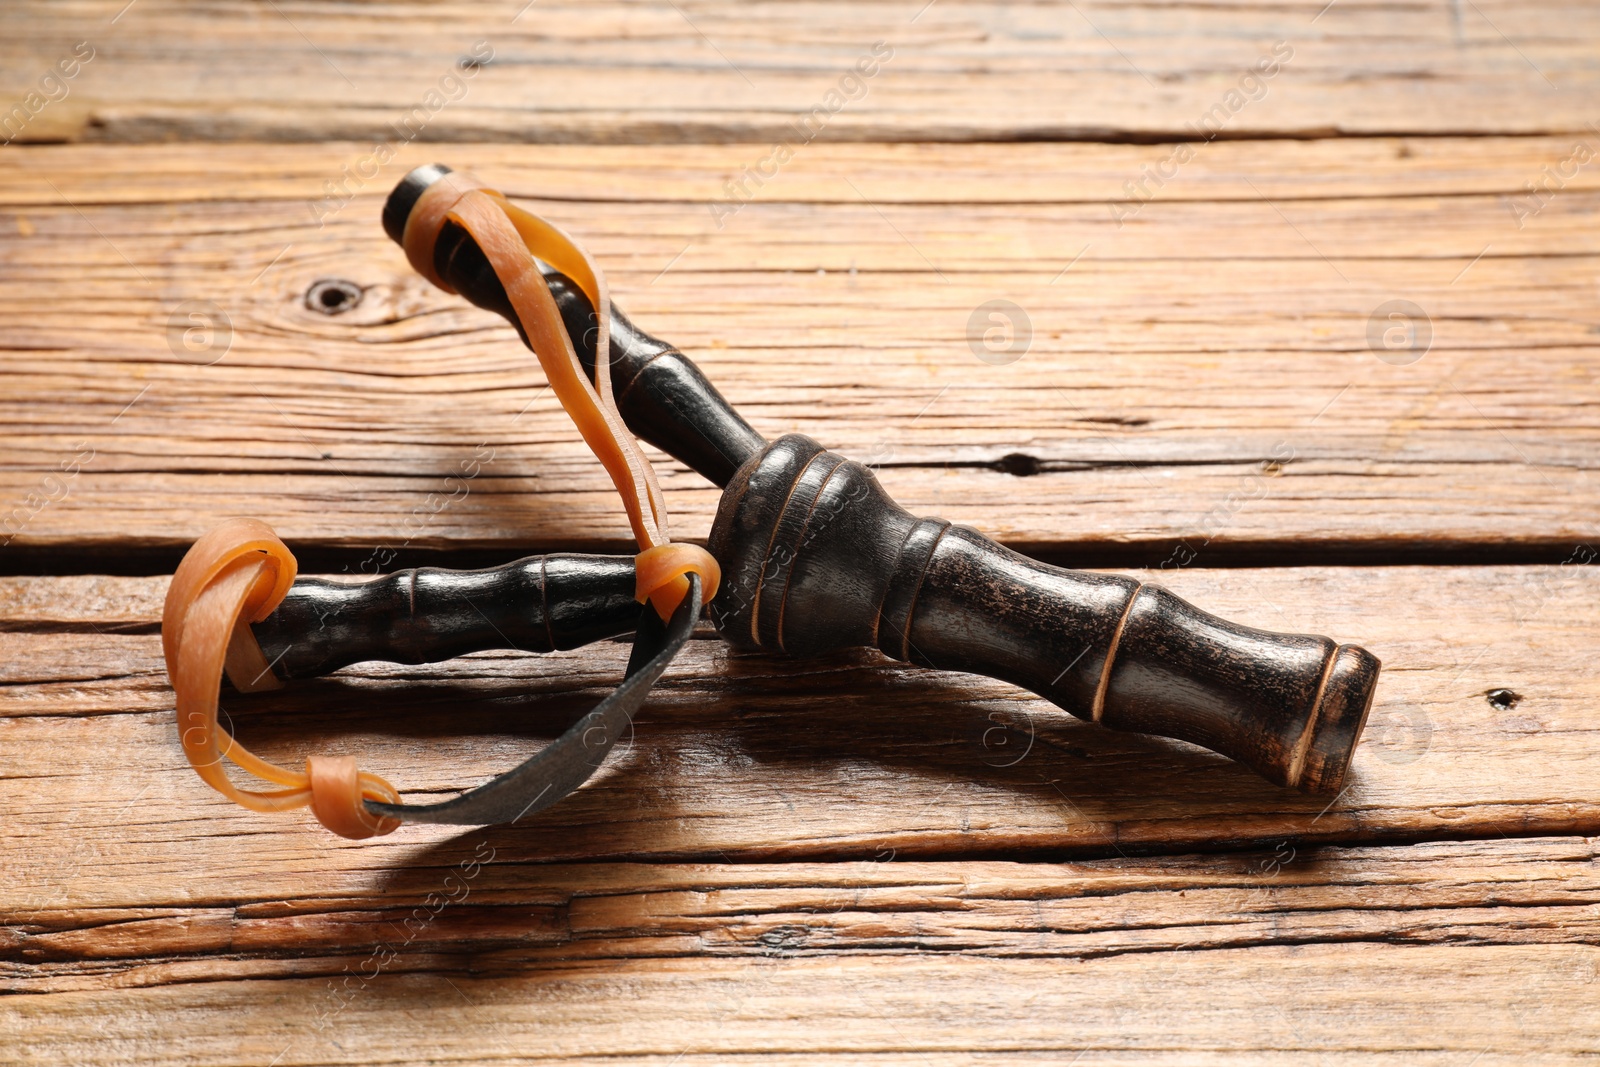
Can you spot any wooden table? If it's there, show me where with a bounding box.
[3,2,1598,1062]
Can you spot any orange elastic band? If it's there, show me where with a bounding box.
[635,543,721,621]
[404,178,672,555]
[405,177,722,617]
[165,180,713,840]
[162,518,401,839]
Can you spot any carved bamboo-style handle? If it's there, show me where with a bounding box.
[249,554,642,681]
[708,435,1378,793]
[382,166,1381,793]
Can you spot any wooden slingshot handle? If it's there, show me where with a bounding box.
[383,165,1381,794]
[707,435,1377,793]
[249,554,642,681]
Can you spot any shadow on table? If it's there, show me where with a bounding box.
[226,636,1366,858]
[207,639,1379,979]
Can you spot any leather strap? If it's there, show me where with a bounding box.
[367,574,701,827]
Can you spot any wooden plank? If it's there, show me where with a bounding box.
[8,139,1600,206]
[3,5,1594,1063]
[13,951,1600,1064]
[1,561,1596,898]
[2,2,1598,143]
[1,142,1597,562]
[8,836,1598,989]
[4,839,1598,1060]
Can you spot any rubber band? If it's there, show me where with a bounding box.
[406,180,670,553]
[404,176,721,617]
[307,754,402,840]
[634,542,720,621]
[400,170,483,292]
[162,518,401,839]
[163,180,718,839]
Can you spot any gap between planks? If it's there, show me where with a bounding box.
[0,142,1596,565]
[0,563,1594,881]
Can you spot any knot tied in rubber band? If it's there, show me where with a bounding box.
[307,755,401,840]
[162,518,401,840]
[635,543,720,621]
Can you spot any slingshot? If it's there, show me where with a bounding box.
[162,164,1381,839]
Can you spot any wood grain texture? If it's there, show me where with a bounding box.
[1,1,1598,143]
[8,950,1599,1065]
[8,138,1600,205]
[4,839,1599,1060]
[2,142,1597,563]
[0,561,1593,902]
[3,1,1597,1056]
